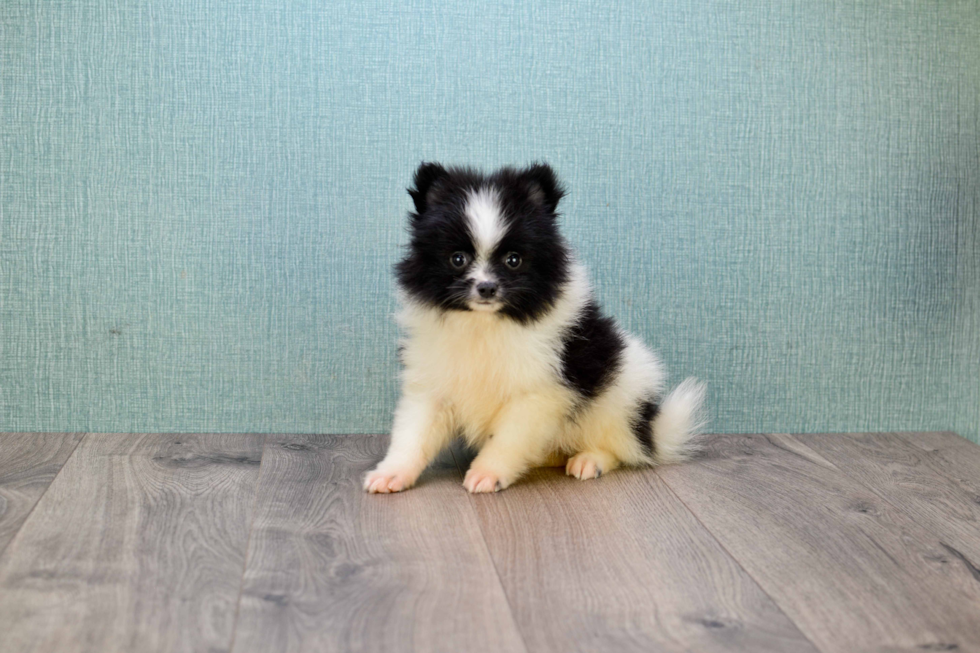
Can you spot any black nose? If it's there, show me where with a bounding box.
[476,281,498,299]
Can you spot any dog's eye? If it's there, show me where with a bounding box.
[450,252,469,269]
[504,252,522,269]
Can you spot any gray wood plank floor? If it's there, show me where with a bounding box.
[0,433,264,653]
[0,432,978,653]
[802,432,980,566]
[0,432,84,554]
[656,433,980,653]
[233,434,525,653]
[452,446,818,653]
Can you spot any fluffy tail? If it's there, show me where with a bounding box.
[651,377,707,465]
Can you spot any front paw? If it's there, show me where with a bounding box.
[463,467,510,493]
[363,466,419,494]
[566,452,603,480]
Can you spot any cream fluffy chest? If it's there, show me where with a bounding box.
[398,303,570,437]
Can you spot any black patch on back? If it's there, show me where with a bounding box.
[630,398,661,454]
[559,301,625,400]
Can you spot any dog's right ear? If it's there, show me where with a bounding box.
[408,162,449,216]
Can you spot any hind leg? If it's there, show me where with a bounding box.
[566,450,620,480]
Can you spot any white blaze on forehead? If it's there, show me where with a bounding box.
[464,187,505,258]
[468,263,494,283]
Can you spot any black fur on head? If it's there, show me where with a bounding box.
[519,162,565,213]
[396,162,571,323]
[407,162,449,217]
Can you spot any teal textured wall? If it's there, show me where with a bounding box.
[2,1,978,441]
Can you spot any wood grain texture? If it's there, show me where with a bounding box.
[0,432,84,554]
[657,433,980,653]
[455,449,819,653]
[0,433,265,653]
[800,432,980,567]
[231,434,525,653]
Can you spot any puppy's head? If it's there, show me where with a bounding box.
[396,163,570,323]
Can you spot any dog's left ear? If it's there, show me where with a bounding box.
[520,163,565,213]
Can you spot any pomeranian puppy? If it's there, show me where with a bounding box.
[364,163,705,494]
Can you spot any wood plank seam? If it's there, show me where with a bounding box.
[456,446,822,651]
[227,433,270,653]
[787,431,980,587]
[0,432,268,652]
[650,466,826,653]
[448,445,533,653]
[656,432,980,652]
[0,432,88,561]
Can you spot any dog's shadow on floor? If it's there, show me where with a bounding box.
[413,441,474,488]
[414,439,639,493]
